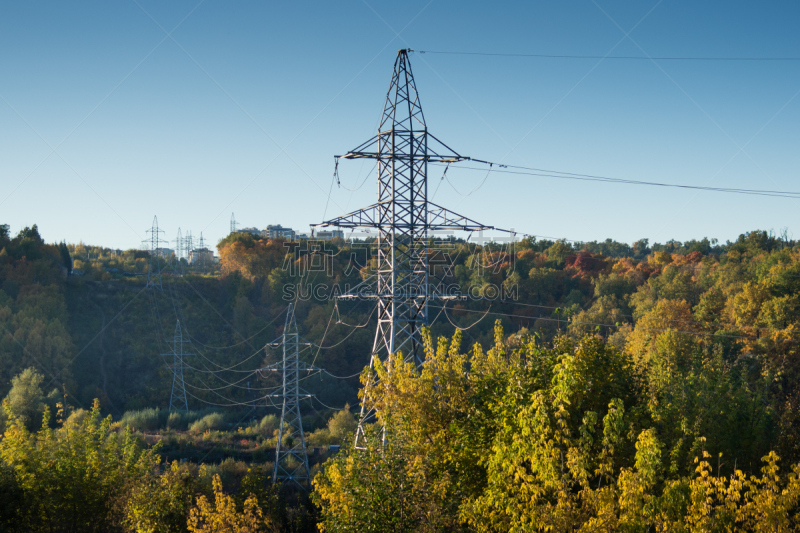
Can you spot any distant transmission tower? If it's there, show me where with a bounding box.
[314,49,508,447]
[184,231,194,268]
[165,320,190,413]
[144,216,166,290]
[261,304,314,489]
[175,228,184,275]
[198,232,206,273]
[230,213,238,235]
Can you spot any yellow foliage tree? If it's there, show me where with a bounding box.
[187,474,276,533]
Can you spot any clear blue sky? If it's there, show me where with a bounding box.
[2,1,800,250]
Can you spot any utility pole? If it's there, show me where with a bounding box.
[260,304,315,489]
[144,216,166,290]
[165,320,190,413]
[313,49,506,447]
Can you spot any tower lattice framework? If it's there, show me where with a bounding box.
[183,231,194,267]
[165,320,190,413]
[261,304,314,488]
[175,228,184,275]
[314,49,502,446]
[198,232,207,273]
[144,215,166,290]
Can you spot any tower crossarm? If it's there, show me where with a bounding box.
[426,202,508,232]
[338,132,468,164]
[313,203,381,229]
[315,200,515,234]
[258,360,319,376]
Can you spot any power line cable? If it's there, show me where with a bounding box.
[443,301,493,331]
[418,50,800,61]
[339,161,378,192]
[306,303,378,351]
[427,303,800,344]
[323,369,364,380]
[438,162,800,199]
[309,304,337,368]
[312,396,349,411]
[491,298,798,335]
[183,388,267,408]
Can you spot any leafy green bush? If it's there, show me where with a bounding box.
[306,427,334,446]
[189,412,227,433]
[119,407,168,431]
[166,411,184,430]
[258,414,279,435]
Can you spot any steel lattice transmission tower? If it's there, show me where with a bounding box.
[175,228,184,275]
[165,320,190,413]
[144,216,166,290]
[230,213,238,235]
[314,49,503,446]
[198,232,207,273]
[183,231,194,265]
[261,304,314,489]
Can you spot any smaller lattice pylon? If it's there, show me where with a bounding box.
[164,320,190,413]
[259,304,318,490]
[183,231,194,268]
[174,228,184,276]
[198,232,207,273]
[230,213,238,235]
[143,216,167,290]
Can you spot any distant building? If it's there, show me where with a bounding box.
[265,225,296,240]
[315,230,344,241]
[188,248,214,265]
[157,248,174,258]
[239,227,261,237]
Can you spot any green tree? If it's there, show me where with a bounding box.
[2,367,45,430]
[0,399,160,533]
[123,461,205,533]
[326,405,357,441]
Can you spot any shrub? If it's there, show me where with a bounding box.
[258,414,279,435]
[119,408,168,431]
[189,412,227,433]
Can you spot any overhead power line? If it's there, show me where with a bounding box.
[428,303,800,344]
[436,162,800,199]
[418,50,800,62]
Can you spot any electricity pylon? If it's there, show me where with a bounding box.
[165,320,190,413]
[260,304,315,489]
[313,49,507,447]
[175,228,184,276]
[183,231,194,267]
[144,216,166,290]
[230,213,238,234]
[198,232,207,273]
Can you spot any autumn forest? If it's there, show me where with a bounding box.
[3,224,800,531]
